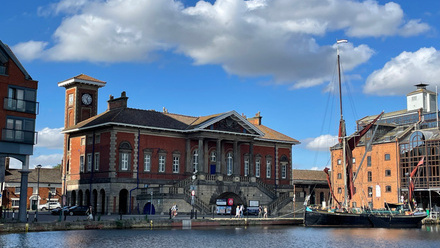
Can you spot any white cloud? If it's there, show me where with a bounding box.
[12,41,48,61]
[13,0,429,89]
[8,154,63,169]
[364,47,440,95]
[305,134,338,151]
[36,127,64,149]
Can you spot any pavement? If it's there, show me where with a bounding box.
[0,210,289,223]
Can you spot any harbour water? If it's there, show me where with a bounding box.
[1,225,440,248]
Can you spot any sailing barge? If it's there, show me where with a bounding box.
[304,40,427,228]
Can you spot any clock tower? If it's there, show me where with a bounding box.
[58,74,106,129]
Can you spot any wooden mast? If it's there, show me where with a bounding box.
[337,39,348,208]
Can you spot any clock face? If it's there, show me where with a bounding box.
[82,93,92,105]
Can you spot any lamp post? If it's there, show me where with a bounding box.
[35,165,42,222]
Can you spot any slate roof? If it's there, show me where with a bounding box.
[6,168,62,184]
[254,124,299,143]
[63,87,298,144]
[66,108,190,131]
[293,169,327,181]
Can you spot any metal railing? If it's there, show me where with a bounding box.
[1,128,37,145]
[4,97,39,114]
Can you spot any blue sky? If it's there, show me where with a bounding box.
[2,0,440,170]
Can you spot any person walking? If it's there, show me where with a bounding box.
[86,206,93,220]
[263,206,268,218]
[258,206,263,218]
[235,205,240,218]
[240,205,244,218]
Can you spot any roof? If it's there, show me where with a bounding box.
[0,40,32,80]
[293,169,327,181]
[5,168,62,184]
[254,124,299,144]
[58,74,106,88]
[64,107,298,144]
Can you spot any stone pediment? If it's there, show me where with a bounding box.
[196,111,264,136]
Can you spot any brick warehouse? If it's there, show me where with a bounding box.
[331,84,440,212]
[59,74,299,216]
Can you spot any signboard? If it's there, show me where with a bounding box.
[227,198,234,206]
[216,199,227,206]
[249,200,259,207]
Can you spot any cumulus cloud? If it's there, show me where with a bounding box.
[8,153,63,169]
[13,0,429,88]
[305,134,338,151]
[36,127,64,149]
[12,41,48,61]
[364,47,440,95]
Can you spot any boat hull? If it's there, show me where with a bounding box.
[304,208,426,228]
[304,209,372,228]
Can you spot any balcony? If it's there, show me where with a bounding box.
[3,97,39,114]
[1,128,37,145]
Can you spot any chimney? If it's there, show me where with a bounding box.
[107,91,128,110]
[247,111,262,125]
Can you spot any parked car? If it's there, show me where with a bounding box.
[51,206,71,215]
[67,206,89,216]
[39,202,61,211]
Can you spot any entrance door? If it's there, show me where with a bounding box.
[143,202,155,215]
[210,164,216,174]
[31,199,37,210]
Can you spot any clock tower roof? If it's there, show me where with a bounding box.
[58,74,106,88]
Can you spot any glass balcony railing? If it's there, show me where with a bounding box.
[1,128,37,145]
[3,97,39,114]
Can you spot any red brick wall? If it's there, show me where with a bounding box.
[331,141,400,208]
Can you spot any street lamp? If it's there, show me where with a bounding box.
[35,164,42,222]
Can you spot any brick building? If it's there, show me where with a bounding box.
[3,168,62,210]
[59,74,299,215]
[331,84,440,211]
[0,40,39,222]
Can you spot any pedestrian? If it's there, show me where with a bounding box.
[263,206,268,218]
[240,205,244,218]
[258,206,262,218]
[235,205,240,218]
[86,206,93,220]
[171,204,178,218]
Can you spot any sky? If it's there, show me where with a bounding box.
[2,0,440,170]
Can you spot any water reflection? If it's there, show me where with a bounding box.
[1,226,440,248]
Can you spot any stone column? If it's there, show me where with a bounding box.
[198,138,204,173]
[216,139,222,174]
[186,138,191,173]
[233,140,239,176]
[18,155,30,222]
[275,143,279,187]
[249,142,254,176]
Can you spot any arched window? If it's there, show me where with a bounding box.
[244,155,249,176]
[266,156,272,178]
[227,152,233,176]
[192,149,198,173]
[210,151,216,162]
[119,141,132,171]
[255,156,261,178]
